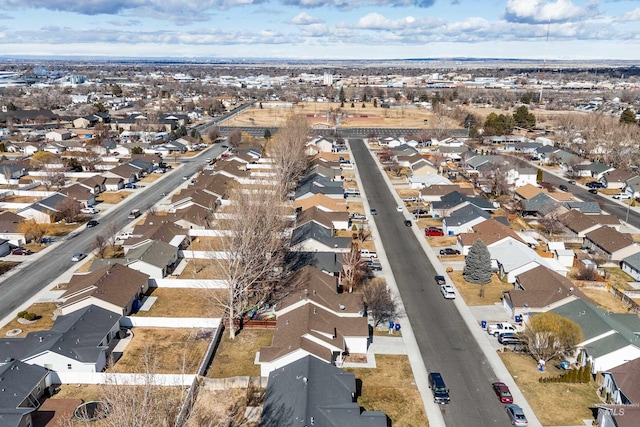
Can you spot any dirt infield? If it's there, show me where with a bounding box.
[223,101,459,129]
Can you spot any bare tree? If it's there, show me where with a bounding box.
[268,114,310,198]
[538,211,565,235]
[362,280,403,328]
[341,243,367,293]
[17,219,47,244]
[106,221,121,254]
[93,234,108,258]
[207,184,288,339]
[207,126,221,143]
[227,129,242,149]
[55,197,83,223]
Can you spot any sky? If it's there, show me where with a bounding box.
[1,0,640,60]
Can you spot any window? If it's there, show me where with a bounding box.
[67,364,72,370]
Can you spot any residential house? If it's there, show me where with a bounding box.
[45,129,72,142]
[621,252,640,281]
[305,136,334,155]
[0,305,122,373]
[603,169,635,190]
[104,163,141,184]
[289,222,351,253]
[574,162,615,180]
[296,206,350,232]
[520,193,564,218]
[0,360,51,427]
[489,238,568,283]
[625,176,640,199]
[584,226,640,262]
[260,356,387,427]
[57,264,150,316]
[430,190,494,218]
[0,211,28,246]
[285,252,343,277]
[560,210,620,237]
[123,240,179,278]
[596,405,640,427]
[457,218,525,255]
[442,204,490,235]
[409,174,453,190]
[564,201,603,215]
[514,183,544,201]
[294,194,347,213]
[104,177,124,192]
[58,183,96,208]
[503,265,586,318]
[0,163,27,185]
[419,184,473,202]
[78,175,107,195]
[295,180,344,201]
[551,299,640,372]
[73,115,100,129]
[16,193,70,223]
[601,358,640,405]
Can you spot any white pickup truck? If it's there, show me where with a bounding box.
[360,249,378,259]
[487,322,518,337]
[116,231,134,240]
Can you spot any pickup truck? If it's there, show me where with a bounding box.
[487,322,518,337]
[360,249,378,259]
[116,231,134,240]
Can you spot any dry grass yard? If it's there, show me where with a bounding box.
[345,355,428,427]
[224,101,456,130]
[207,328,275,378]
[602,267,636,290]
[52,384,104,401]
[185,388,258,427]
[133,288,227,318]
[0,261,20,276]
[178,259,228,280]
[0,302,57,337]
[96,191,131,204]
[581,288,635,313]
[186,236,225,251]
[448,271,512,306]
[110,328,210,374]
[500,352,599,426]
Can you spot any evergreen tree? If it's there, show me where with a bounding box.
[463,239,492,284]
[263,128,272,141]
[513,105,536,129]
[619,108,637,125]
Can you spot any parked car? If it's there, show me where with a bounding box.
[487,322,517,337]
[404,219,412,227]
[588,189,598,194]
[396,205,403,213]
[439,248,461,256]
[505,404,528,426]
[81,207,98,214]
[498,332,524,345]
[568,179,576,185]
[71,253,86,262]
[124,183,137,189]
[492,382,514,404]
[440,284,456,299]
[116,231,134,240]
[613,193,632,200]
[128,209,141,219]
[351,212,367,220]
[428,372,450,404]
[366,260,382,271]
[11,247,33,256]
[559,184,568,192]
[86,220,99,228]
[41,237,53,244]
[425,227,444,236]
[586,181,605,188]
[434,275,447,285]
[370,208,378,215]
[360,249,378,259]
[402,196,417,202]
[412,208,429,216]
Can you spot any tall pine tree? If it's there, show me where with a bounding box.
[463,239,492,284]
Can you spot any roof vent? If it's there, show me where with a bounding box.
[339,304,345,310]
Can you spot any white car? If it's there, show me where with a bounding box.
[440,284,456,299]
[613,193,631,200]
[396,205,403,212]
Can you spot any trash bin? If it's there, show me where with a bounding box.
[561,361,570,370]
[515,315,522,323]
[481,320,487,329]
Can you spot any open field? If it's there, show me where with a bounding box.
[345,355,428,427]
[500,352,599,426]
[448,271,512,306]
[0,303,57,336]
[224,101,458,130]
[133,288,227,318]
[207,328,275,378]
[110,328,210,374]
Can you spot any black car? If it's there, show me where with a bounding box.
[588,189,598,194]
[439,248,461,256]
[586,181,605,188]
[86,220,99,228]
[366,260,382,271]
[412,208,429,216]
[435,275,446,285]
[559,184,568,192]
[404,219,412,227]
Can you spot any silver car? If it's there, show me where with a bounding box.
[505,404,528,426]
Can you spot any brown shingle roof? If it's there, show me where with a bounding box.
[560,210,599,234]
[609,358,640,403]
[60,264,149,309]
[514,184,544,200]
[506,265,588,309]
[459,218,524,247]
[585,226,636,253]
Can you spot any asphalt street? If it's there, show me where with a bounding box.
[0,144,227,321]
[350,138,510,426]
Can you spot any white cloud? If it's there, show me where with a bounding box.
[289,12,323,25]
[621,7,640,22]
[504,0,593,24]
[356,13,425,30]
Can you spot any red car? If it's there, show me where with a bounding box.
[11,247,33,256]
[425,227,444,236]
[492,382,513,404]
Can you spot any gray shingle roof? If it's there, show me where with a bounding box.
[290,222,351,250]
[260,356,387,427]
[444,204,490,227]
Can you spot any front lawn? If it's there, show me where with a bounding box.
[500,352,599,426]
[448,271,512,305]
[345,355,428,427]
